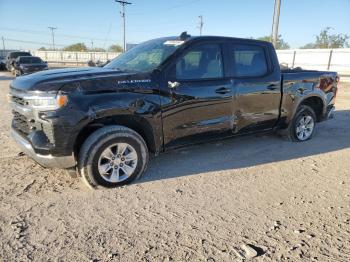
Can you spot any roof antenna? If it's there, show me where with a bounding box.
[179,31,191,40]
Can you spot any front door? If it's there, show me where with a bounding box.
[161,43,234,148]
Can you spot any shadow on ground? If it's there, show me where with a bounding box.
[140,110,350,183]
[0,74,14,81]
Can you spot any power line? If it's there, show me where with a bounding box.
[115,0,132,52]
[3,37,65,47]
[128,0,200,16]
[198,15,204,36]
[48,26,57,50]
[0,27,121,43]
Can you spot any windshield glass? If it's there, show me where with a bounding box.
[19,57,42,64]
[104,38,184,72]
[10,52,31,59]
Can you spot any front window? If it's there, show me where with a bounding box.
[19,57,42,64]
[10,52,31,59]
[104,38,184,72]
[176,43,223,80]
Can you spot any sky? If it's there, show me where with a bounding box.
[0,0,349,50]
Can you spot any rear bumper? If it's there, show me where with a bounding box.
[326,106,335,119]
[321,105,335,121]
[11,128,76,169]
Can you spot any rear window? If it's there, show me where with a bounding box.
[10,52,31,59]
[231,44,268,77]
[19,57,42,64]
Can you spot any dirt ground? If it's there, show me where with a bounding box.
[0,71,349,262]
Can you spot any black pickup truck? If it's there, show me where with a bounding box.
[9,33,338,188]
[13,56,48,76]
[5,51,32,72]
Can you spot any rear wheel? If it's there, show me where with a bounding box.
[282,105,316,142]
[78,125,149,189]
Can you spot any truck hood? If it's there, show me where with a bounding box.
[10,67,149,92]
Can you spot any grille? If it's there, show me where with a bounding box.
[42,124,55,144]
[12,111,29,135]
[11,95,27,106]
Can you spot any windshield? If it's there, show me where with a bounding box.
[19,57,42,64]
[104,38,184,72]
[10,52,31,59]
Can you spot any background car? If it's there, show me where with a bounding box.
[13,56,48,76]
[0,56,6,71]
[5,51,32,72]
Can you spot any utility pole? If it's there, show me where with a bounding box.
[91,40,94,50]
[271,0,281,48]
[115,0,132,52]
[1,36,5,52]
[48,27,57,50]
[198,15,204,36]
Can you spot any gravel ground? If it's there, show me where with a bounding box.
[0,71,349,261]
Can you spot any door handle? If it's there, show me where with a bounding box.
[215,87,231,94]
[267,84,279,90]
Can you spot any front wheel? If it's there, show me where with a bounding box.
[78,125,149,189]
[14,69,21,76]
[283,105,317,142]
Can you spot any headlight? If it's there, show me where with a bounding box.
[28,94,68,110]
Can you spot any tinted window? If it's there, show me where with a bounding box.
[19,57,42,63]
[10,52,31,59]
[176,44,223,80]
[232,44,268,77]
[105,38,183,72]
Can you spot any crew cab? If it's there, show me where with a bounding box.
[8,33,338,188]
[13,56,48,76]
[5,51,32,72]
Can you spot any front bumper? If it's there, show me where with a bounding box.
[11,128,76,168]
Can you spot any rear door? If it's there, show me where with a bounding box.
[161,42,234,148]
[228,42,281,133]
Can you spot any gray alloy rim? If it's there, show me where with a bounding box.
[296,115,314,141]
[97,143,138,183]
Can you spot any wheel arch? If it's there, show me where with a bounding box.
[74,114,160,158]
[298,95,325,122]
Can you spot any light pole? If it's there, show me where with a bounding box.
[271,0,281,48]
[115,0,132,52]
[1,37,5,52]
[48,27,57,50]
[198,15,204,36]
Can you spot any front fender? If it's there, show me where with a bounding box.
[67,91,163,154]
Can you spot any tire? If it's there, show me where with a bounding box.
[78,125,149,189]
[14,70,21,77]
[280,105,317,142]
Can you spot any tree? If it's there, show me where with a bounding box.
[257,35,290,50]
[38,47,47,51]
[89,47,106,52]
[108,44,123,53]
[301,27,349,49]
[63,43,88,52]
